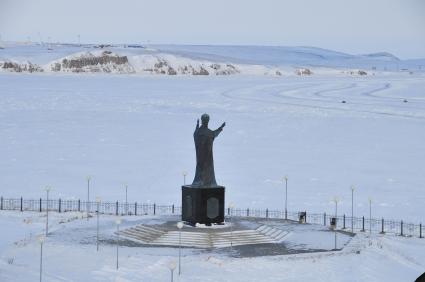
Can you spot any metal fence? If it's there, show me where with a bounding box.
[0,197,180,216]
[0,196,422,238]
[228,207,423,238]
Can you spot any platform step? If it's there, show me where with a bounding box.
[118,224,290,248]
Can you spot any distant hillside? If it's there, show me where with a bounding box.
[0,42,424,75]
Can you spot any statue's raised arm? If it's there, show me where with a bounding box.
[213,122,226,137]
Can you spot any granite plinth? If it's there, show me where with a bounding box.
[181,185,225,225]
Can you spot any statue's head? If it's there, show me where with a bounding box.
[201,113,210,126]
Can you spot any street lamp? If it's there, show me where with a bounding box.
[228,203,235,251]
[38,235,45,282]
[168,260,177,282]
[351,186,355,233]
[44,187,51,236]
[124,183,128,215]
[182,171,187,185]
[115,218,122,270]
[86,176,91,221]
[369,197,372,235]
[283,176,288,220]
[96,196,101,251]
[177,222,184,275]
[333,197,339,250]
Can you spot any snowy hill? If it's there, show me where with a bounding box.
[361,52,400,61]
[0,42,423,76]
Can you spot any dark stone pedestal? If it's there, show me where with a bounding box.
[181,185,225,225]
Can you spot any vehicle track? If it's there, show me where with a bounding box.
[220,82,425,120]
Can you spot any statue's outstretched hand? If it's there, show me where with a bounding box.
[221,122,226,128]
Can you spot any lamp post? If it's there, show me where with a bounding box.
[334,197,339,250]
[284,176,288,220]
[351,186,355,233]
[369,197,372,235]
[177,222,184,275]
[86,176,91,221]
[38,235,45,282]
[96,196,101,251]
[168,260,177,282]
[229,203,235,251]
[115,218,122,270]
[182,171,187,185]
[45,187,50,236]
[124,183,128,215]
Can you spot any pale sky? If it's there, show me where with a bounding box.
[0,0,424,59]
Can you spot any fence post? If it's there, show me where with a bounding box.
[59,198,61,213]
[324,213,326,226]
[116,201,118,216]
[305,211,307,223]
[343,214,346,229]
[362,216,365,232]
[380,218,384,234]
[266,208,269,219]
[227,207,230,216]
[401,220,403,236]
[20,197,23,212]
[39,198,42,212]
[154,203,156,215]
[78,199,81,212]
[135,202,137,216]
[247,208,249,217]
[0,196,3,210]
[172,204,174,214]
[420,223,422,238]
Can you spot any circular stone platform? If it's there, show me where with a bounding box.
[116,216,355,257]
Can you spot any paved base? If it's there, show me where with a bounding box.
[116,216,355,257]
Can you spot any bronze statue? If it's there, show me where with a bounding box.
[191,114,225,187]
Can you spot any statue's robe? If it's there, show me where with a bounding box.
[192,124,222,187]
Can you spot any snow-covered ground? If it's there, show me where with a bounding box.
[0,211,424,281]
[0,71,424,223]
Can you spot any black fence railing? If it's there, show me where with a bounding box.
[0,197,180,216]
[0,197,422,239]
[227,208,423,238]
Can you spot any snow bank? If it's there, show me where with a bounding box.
[128,53,240,75]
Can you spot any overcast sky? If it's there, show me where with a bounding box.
[0,0,424,58]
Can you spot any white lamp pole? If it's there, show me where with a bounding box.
[351,186,355,233]
[86,176,91,221]
[177,222,184,275]
[115,218,122,269]
[334,197,339,250]
[369,197,372,235]
[38,235,45,282]
[45,187,51,236]
[96,196,101,251]
[284,176,288,220]
[124,183,128,215]
[182,171,187,185]
[168,261,177,282]
[229,203,235,251]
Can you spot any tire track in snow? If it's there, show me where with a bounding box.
[360,82,425,103]
[313,83,358,99]
[276,82,425,111]
[268,81,425,117]
[220,82,425,120]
